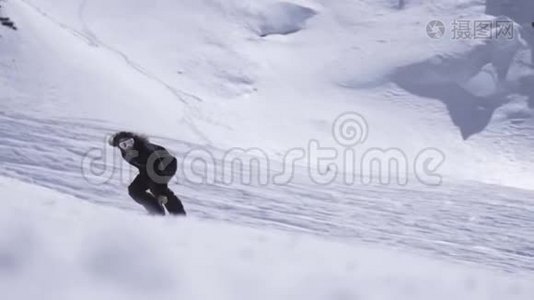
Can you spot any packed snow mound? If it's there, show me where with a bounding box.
[1,176,533,300]
[250,2,317,37]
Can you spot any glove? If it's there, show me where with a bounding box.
[157,195,168,206]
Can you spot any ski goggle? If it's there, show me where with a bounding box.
[118,138,135,150]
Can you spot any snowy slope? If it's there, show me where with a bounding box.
[2,176,534,300]
[1,0,534,297]
[1,109,533,275]
[1,0,533,187]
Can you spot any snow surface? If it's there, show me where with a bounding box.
[1,0,534,298]
[1,176,534,300]
[1,0,533,188]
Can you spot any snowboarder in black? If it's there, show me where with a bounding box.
[109,131,186,216]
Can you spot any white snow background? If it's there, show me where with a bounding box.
[1,0,533,299]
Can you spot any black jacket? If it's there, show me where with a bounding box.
[110,132,177,177]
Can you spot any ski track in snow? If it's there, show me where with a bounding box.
[16,0,212,145]
[1,111,534,275]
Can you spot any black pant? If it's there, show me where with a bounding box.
[128,172,186,216]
